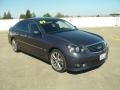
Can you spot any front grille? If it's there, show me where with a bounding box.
[87,42,105,52]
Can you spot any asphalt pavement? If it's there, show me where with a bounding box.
[0,27,120,90]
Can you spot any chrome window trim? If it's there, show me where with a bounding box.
[86,41,105,47]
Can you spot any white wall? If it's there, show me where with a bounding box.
[63,17,120,28]
[0,19,21,31]
[0,17,120,31]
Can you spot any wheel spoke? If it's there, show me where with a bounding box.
[56,52,59,59]
[51,54,56,60]
[57,62,62,70]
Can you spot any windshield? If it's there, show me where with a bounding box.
[38,19,76,33]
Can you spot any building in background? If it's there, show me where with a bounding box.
[110,11,120,26]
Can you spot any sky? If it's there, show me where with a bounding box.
[0,0,120,18]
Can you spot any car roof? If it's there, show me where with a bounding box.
[25,17,63,22]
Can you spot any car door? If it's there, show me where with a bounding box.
[26,21,46,58]
[15,20,31,51]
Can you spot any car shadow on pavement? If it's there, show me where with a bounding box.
[21,51,51,65]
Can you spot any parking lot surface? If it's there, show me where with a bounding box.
[0,27,120,90]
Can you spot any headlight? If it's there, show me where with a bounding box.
[67,45,85,53]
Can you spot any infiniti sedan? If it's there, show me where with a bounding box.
[8,18,108,72]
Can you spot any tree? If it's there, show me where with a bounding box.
[19,10,36,19]
[96,14,100,17]
[25,9,32,18]
[43,13,52,17]
[31,12,36,18]
[3,11,12,19]
[3,12,7,19]
[77,15,81,17]
[55,12,64,18]
[19,14,26,19]
[0,16,1,19]
[6,11,12,19]
[64,15,69,17]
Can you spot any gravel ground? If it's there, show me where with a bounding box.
[0,27,120,90]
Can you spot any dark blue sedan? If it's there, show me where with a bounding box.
[8,18,108,72]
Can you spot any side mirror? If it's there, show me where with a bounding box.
[74,26,77,29]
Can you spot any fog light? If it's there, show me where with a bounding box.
[75,64,80,67]
[82,64,86,67]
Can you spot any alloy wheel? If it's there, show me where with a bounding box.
[12,39,18,52]
[50,50,66,72]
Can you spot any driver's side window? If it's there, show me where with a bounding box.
[56,21,68,29]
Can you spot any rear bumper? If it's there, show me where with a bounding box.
[65,48,108,72]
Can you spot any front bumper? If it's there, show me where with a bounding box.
[65,48,108,72]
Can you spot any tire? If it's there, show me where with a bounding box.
[11,39,19,52]
[50,49,66,72]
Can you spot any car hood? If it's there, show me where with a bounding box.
[53,30,103,46]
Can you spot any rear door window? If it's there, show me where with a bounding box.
[15,20,30,32]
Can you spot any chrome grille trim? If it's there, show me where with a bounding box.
[86,41,106,52]
[86,41,105,47]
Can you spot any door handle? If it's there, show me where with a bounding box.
[24,35,27,37]
[21,34,27,37]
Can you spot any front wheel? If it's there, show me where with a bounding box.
[50,49,66,72]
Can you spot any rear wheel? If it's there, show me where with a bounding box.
[11,39,19,52]
[50,49,66,72]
